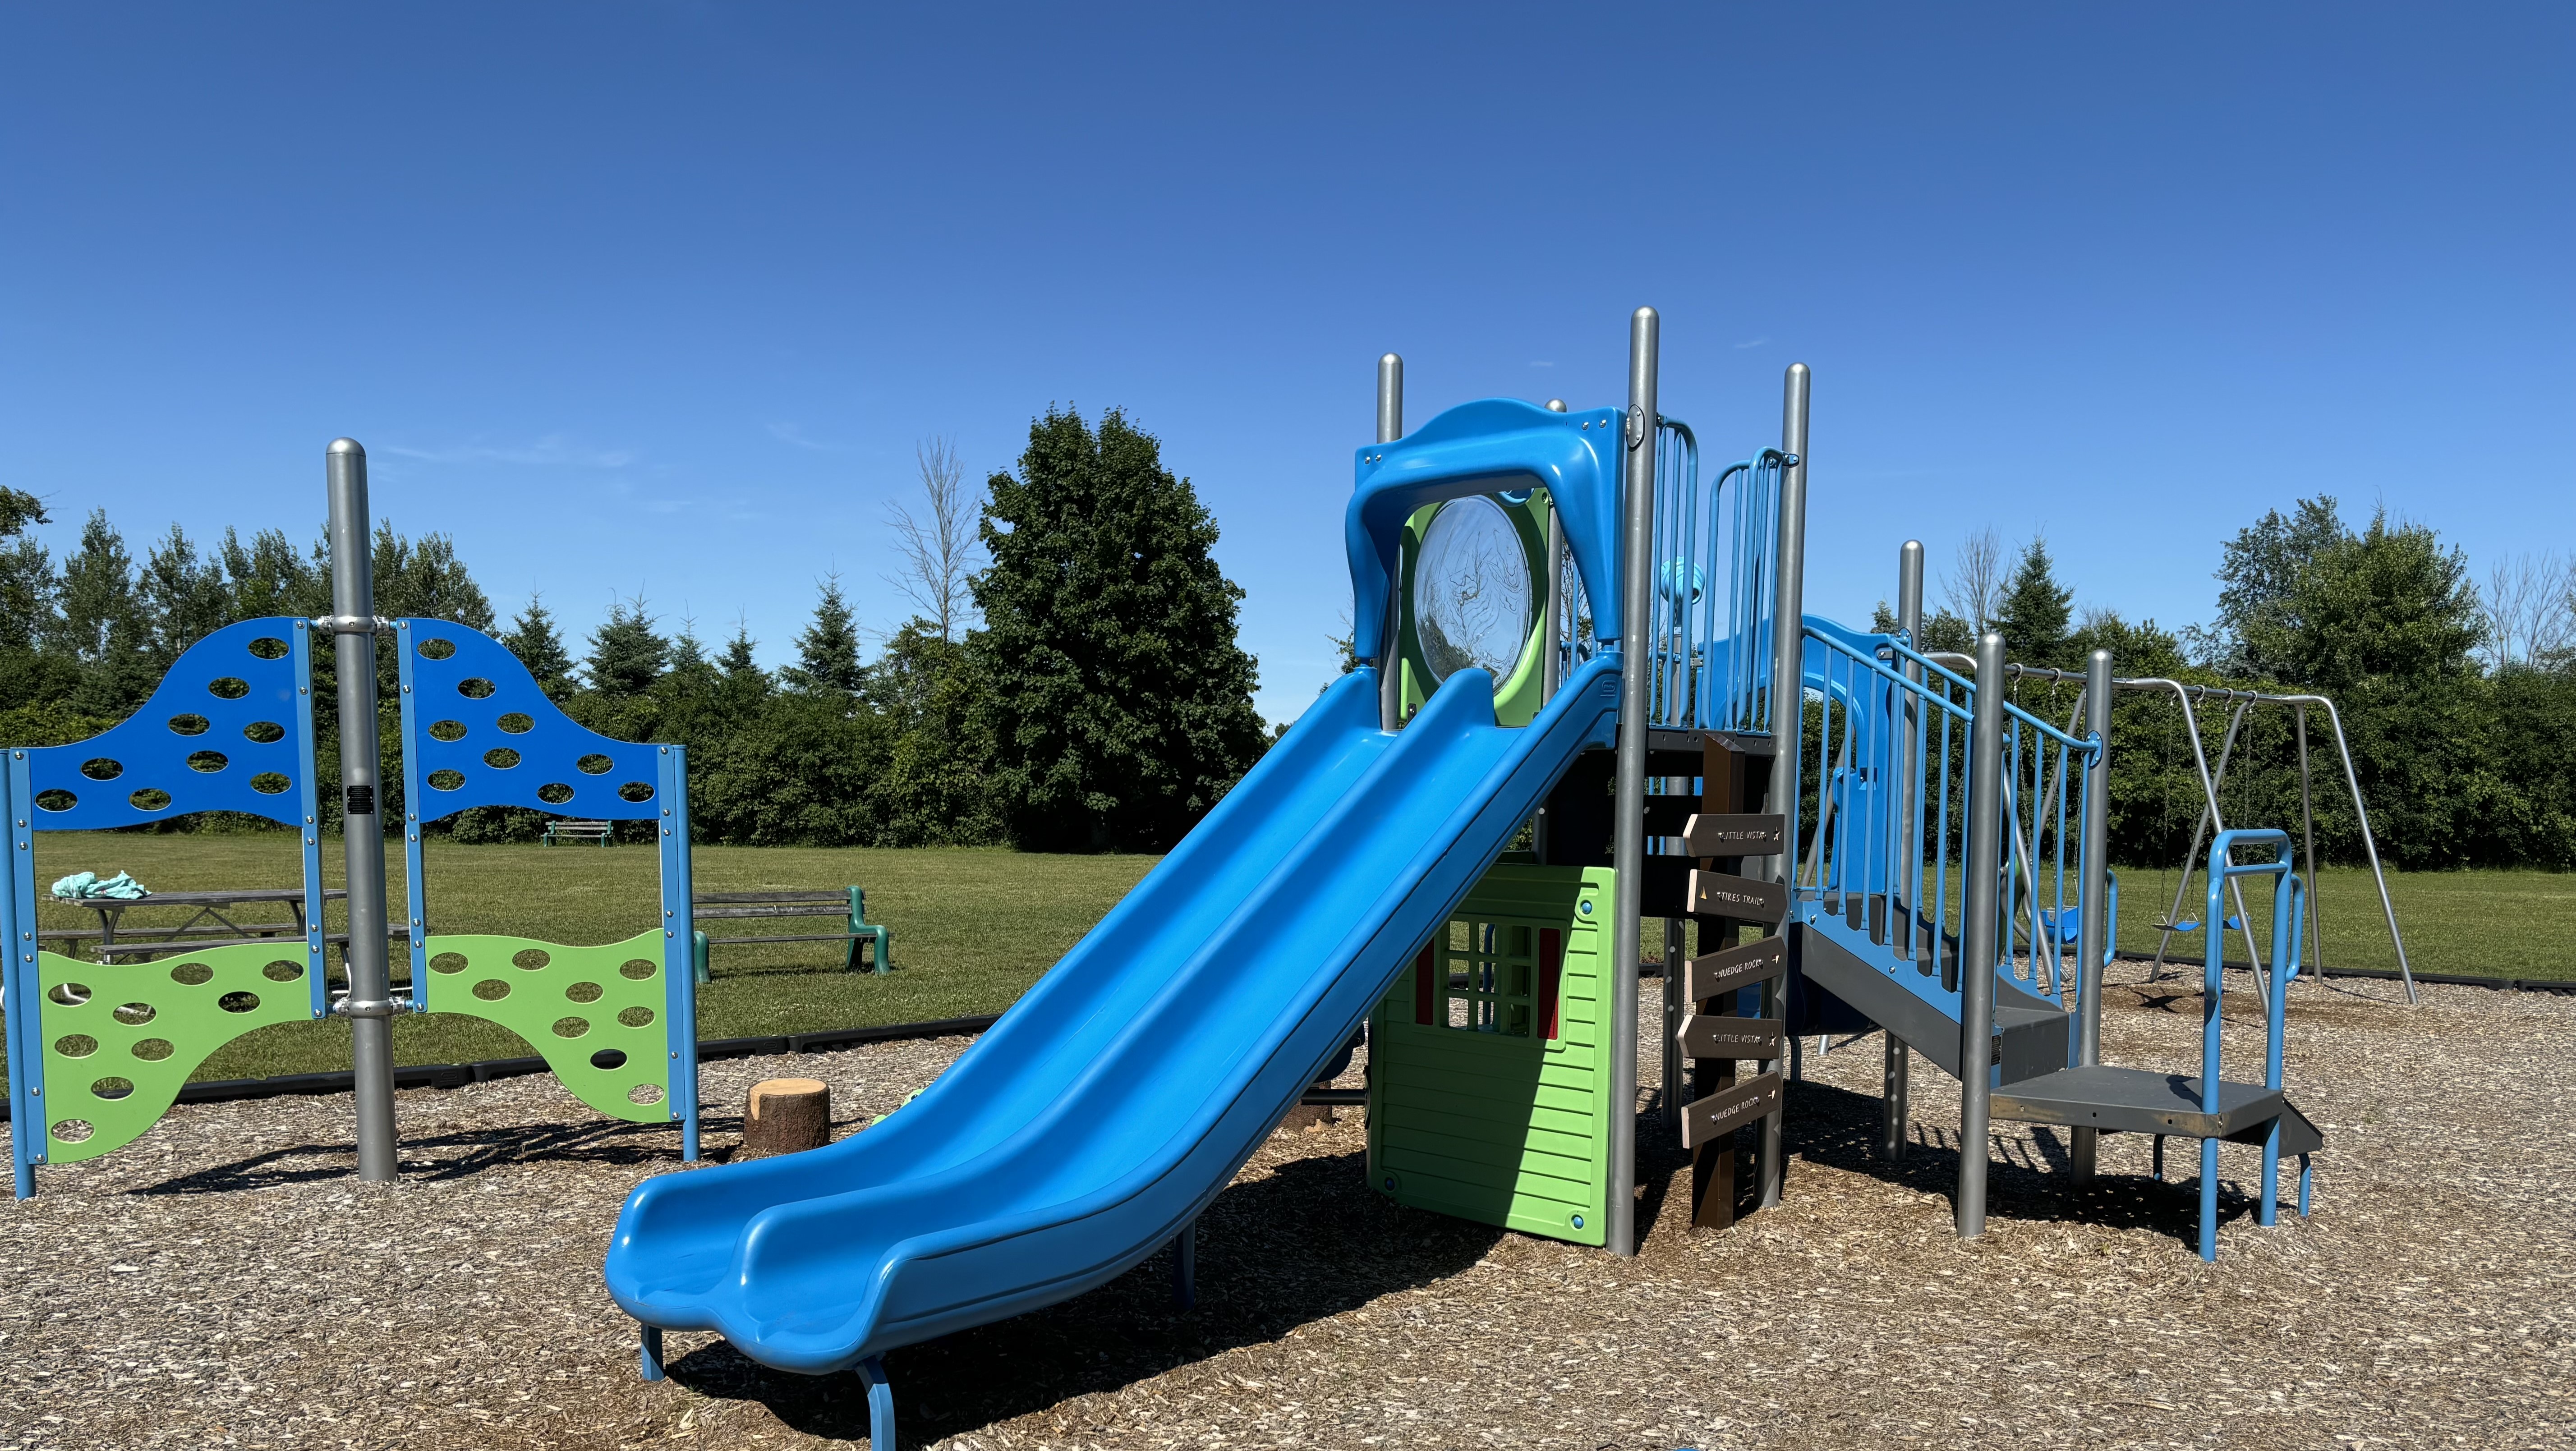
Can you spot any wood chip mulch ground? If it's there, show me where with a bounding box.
[2,962,2568,1450]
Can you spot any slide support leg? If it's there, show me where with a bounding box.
[639,1324,665,1382]
[860,1355,895,1451]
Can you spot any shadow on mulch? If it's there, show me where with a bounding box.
[133,1115,689,1194]
[667,1143,1504,1447]
[1681,1075,2296,1252]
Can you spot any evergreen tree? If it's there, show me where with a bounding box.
[370,521,495,631]
[501,594,577,699]
[219,526,326,621]
[864,617,1000,845]
[138,523,233,666]
[783,575,866,696]
[718,621,764,683]
[50,510,155,714]
[0,489,52,652]
[1993,536,2074,664]
[584,596,669,697]
[970,405,1265,852]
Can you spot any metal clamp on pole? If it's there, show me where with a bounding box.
[312,614,395,635]
[331,997,405,1019]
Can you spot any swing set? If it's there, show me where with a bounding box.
[1932,658,2416,1006]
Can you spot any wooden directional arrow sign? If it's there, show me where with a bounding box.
[1681,1070,1783,1150]
[1681,934,1786,1004]
[1687,869,1789,924]
[1679,812,1785,858]
[1676,1013,1785,1061]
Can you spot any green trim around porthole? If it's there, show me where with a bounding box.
[1395,488,1554,728]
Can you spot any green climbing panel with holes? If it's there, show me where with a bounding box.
[415,932,675,1123]
[35,943,314,1164]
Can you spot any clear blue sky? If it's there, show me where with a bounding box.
[5,4,2567,724]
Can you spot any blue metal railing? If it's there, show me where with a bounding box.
[1797,625,2106,1014]
[1641,421,1783,735]
[2190,827,2308,1260]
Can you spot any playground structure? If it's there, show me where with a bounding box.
[1,442,704,1196]
[598,309,2337,1450]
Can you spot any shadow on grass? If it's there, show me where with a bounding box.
[664,1143,1503,1447]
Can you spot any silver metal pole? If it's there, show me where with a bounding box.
[1956,630,2007,1238]
[1757,361,1808,1211]
[1606,308,1658,1257]
[1376,354,1404,733]
[1535,479,1566,863]
[2070,647,2113,1180]
[2295,704,2323,982]
[325,438,399,1184]
[1883,540,1923,1162]
[2314,698,2415,1003]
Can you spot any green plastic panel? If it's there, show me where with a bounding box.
[35,944,313,1164]
[1368,863,1613,1245]
[415,932,676,1124]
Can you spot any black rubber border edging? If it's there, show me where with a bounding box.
[2110,951,2576,995]
[0,1013,1003,1123]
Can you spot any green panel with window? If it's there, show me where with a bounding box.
[1367,863,1613,1245]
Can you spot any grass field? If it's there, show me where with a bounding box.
[3,834,2565,1085]
[2107,863,2576,980]
[13,834,1155,1082]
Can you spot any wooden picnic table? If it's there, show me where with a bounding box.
[43,886,352,962]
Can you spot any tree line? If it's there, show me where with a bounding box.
[0,406,1269,854]
[7,418,2566,868]
[1875,504,2576,871]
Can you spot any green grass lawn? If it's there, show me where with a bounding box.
[2108,863,2574,981]
[12,834,1155,1082]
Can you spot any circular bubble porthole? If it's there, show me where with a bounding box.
[1411,496,1534,688]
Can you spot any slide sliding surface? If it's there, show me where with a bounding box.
[604,653,1624,1373]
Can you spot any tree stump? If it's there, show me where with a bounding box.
[742,1078,832,1157]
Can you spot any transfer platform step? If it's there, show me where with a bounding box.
[1989,1065,2313,1147]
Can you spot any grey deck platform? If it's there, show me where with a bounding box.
[1991,1064,2318,1153]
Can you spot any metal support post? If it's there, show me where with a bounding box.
[2295,704,2323,982]
[1534,500,1567,862]
[1956,630,2007,1238]
[2314,699,2414,1001]
[2070,647,2112,1180]
[1757,362,1809,1210]
[1376,354,1405,733]
[1606,308,1659,1258]
[326,438,400,1184]
[1171,1216,1197,1309]
[1882,540,1922,1161]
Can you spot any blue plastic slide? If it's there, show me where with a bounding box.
[604,652,1621,1373]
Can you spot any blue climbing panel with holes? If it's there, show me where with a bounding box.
[391,618,699,1157]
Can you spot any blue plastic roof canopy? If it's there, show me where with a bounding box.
[23,617,314,831]
[394,619,665,822]
[1348,399,1627,661]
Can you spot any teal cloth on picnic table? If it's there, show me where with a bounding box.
[51,870,151,900]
